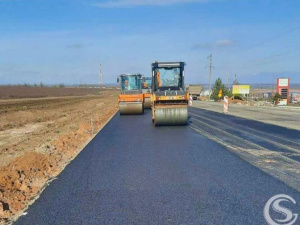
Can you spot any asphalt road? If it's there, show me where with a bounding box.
[15,108,300,225]
[192,101,300,131]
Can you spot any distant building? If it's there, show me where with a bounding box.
[290,92,300,103]
[263,93,272,99]
[201,90,211,96]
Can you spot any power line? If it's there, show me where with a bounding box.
[237,46,300,69]
[234,25,300,54]
[206,26,300,79]
[252,25,300,48]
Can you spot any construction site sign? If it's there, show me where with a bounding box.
[218,89,223,98]
[232,85,250,95]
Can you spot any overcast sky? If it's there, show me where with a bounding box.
[0,0,300,85]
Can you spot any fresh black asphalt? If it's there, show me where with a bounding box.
[15,108,300,225]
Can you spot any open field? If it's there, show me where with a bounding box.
[0,86,117,99]
[0,89,119,223]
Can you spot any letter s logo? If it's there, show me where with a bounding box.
[264,194,298,225]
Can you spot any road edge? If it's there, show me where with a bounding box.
[9,109,119,224]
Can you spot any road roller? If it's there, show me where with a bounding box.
[151,62,189,126]
[117,74,144,115]
[142,77,152,109]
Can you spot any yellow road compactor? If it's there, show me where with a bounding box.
[151,62,189,126]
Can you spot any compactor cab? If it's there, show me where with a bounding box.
[117,74,144,115]
[142,77,152,109]
[151,62,189,125]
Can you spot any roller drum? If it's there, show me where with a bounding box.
[143,97,151,109]
[154,106,188,126]
[119,102,144,115]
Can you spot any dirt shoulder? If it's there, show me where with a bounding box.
[192,101,300,131]
[0,90,119,223]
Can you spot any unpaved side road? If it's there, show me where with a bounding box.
[0,90,119,224]
[192,101,300,131]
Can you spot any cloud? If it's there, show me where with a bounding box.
[66,44,84,49]
[93,0,218,8]
[192,39,234,50]
[215,39,234,47]
[191,43,211,50]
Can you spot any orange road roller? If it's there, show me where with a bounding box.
[117,74,144,115]
[151,62,189,126]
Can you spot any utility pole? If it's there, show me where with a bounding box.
[208,54,213,99]
[226,67,230,89]
[99,64,103,88]
[234,74,237,84]
[227,75,229,89]
[271,74,274,97]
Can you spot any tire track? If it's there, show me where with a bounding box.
[189,111,300,155]
[189,107,300,149]
[189,109,300,192]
